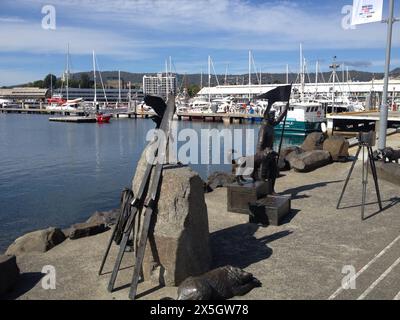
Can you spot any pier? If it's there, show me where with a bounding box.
[176,112,263,124]
[326,111,400,136]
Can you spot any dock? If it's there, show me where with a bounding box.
[327,110,400,136]
[176,112,263,124]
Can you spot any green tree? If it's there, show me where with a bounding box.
[44,74,57,89]
[32,80,45,88]
[79,73,91,88]
[187,84,200,97]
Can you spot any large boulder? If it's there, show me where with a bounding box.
[206,172,236,191]
[289,150,332,172]
[301,132,325,152]
[0,255,20,295]
[132,151,211,286]
[323,136,349,161]
[6,227,65,256]
[280,146,303,170]
[69,222,107,240]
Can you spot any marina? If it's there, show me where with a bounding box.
[2,0,400,305]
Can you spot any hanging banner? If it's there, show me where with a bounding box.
[351,0,383,25]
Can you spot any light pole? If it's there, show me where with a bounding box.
[378,0,395,150]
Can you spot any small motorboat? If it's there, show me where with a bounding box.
[96,112,111,123]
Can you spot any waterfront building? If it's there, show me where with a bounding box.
[52,88,144,103]
[143,73,177,99]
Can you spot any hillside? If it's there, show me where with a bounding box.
[9,68,400,89]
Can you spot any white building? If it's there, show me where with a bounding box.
[197,79,400,102]
[143,74,177,99]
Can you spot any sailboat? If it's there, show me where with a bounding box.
[92,51,111,123]
[46,44,84,112]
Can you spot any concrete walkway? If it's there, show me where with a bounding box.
[5,134,400,300]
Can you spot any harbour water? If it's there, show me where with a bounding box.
[0,114,304,252]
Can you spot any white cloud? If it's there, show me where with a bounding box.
[19,0,400,51]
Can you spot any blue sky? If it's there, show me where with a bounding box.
[0,0,399,85]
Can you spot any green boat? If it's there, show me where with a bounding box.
[274,101,325,135]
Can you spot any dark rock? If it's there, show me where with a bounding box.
[86,209,120,226]
[6,228,66,256]
[279,147,303,171]
[323,136,349,161]
[285,147,304,168]
[0,255,20,295]
[206,171,236,191]
[132,149,211,286]
[289,150,332,172]
[69,222,107,240]
[301,132,325,152]
[177,266,261,300]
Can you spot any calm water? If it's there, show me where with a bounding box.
[0,114,303,252]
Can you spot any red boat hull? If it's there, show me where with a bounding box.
[96,114,111,123]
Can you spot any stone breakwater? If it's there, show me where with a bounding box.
[0,209,119,296]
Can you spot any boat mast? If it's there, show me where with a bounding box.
[118,70,121,103]
[248,50,251,100]
[286,64,289,84]
[300,43,304,102]
[93,51,97,108]
[66,43,70,101]
[208,55,211,104]
[165,59,169,98]
[200,69,203,89]
[330,56,340,113]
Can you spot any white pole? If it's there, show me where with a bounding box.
[208,55,211,104]
[169,56,172,94]
[286,64,289,84]
[248,50,251,100]
[200,69,203,89]
[315,60,319,85]
[379,0,395,150]
[165,59,169,98]
[118,70,121,103]
[300,43,304,101]
[66,43,69,101]
[259,68,262,85]
[93,51,97,106]
[342,64,345,83]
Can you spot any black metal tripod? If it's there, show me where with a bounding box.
[337,142,383,220]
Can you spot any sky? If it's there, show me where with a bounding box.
[0,0,400,86]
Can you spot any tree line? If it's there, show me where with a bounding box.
[25,73,94,89]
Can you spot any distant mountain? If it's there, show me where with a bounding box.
[71,69,389,87]
[8,67,400,89]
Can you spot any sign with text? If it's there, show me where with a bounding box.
[351,0,383,25]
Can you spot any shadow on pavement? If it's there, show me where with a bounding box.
[210,223,292,269]
[1,272,44,300]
